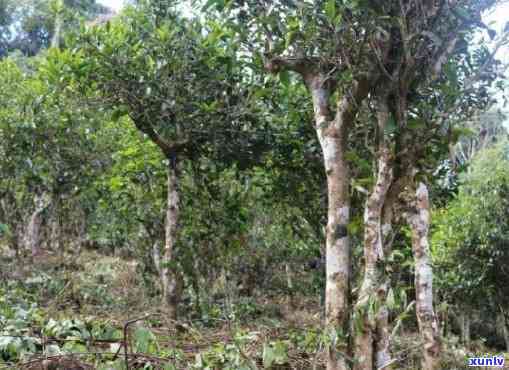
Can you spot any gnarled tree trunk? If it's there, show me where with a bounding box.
[161,157,182,320]
[375,199,398,370]
[406,183,440,370]
[26,192,50,257]
[264,56,374,370]
[353,146,393,370]
[308,75,351,370]
[353,93,394,370]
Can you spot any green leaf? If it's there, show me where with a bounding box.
[408,118,425,130]
[279,71,291,88]
[325,0,336,21]
[62,341,87,353]
[273,340,289,363]
[262,343,275,368]
[263,341,288,367]
[203,0,225,11]
[111,108,127,122]
[133,327,156,354]
[0,223,9,236]
[285,30,298,49]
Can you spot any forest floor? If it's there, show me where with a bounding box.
[0,247,504,369]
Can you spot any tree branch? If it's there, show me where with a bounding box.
[263,55,319,76]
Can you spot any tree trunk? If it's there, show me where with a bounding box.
[503,326,509,354]
[407,183,440,370]
[26,192,50,257]
[152,240,162,277]
[51,1,62,48]
[459,311,470,347]
[285,262,295,308]
[161,158,182,320]
[0,193,22,258]
[376,198,398,370]
[375,306,391,369]
[308,76,351,370]
[354,144,393,370]
[50,199,61,253]
[263,56,373,370]
[498,310,509,352]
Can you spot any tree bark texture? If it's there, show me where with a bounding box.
[161,159,182,320]
[458,311,470,347]
[352,93,394,370]
[264,56,374,370]
[375,201,398,370]
[308,76,351,370]
[51,0,63,49]
[26,192,50,257]
[407,183,440,370]
[353,146,393,370]
[152,240,162,277]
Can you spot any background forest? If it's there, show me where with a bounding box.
[0,0,509,369]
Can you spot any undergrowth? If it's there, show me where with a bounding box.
[0,251,501,369]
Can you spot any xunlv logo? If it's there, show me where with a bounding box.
[468,356,505,367]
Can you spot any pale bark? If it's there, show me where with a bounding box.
[264,56,374,370]
[285,263,293,292]
[51,1,62,49]
[308,76,350,370]
[152,240,162,277]
[353,94,394,370]
[284,262,296,308]
[353,146,393,370]
[26,192,50,257]
[375,306,391,369]
[161,159,182,320]
[375,182,402,369]
[407,183,440,370]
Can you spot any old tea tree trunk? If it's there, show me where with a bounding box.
[26,191,51,257]
[161,153,182,321]
[263,55,374,370]
[130,116,185,319]
[309,75,351,370]
[406,183,440,370]
[353,95,394,370]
